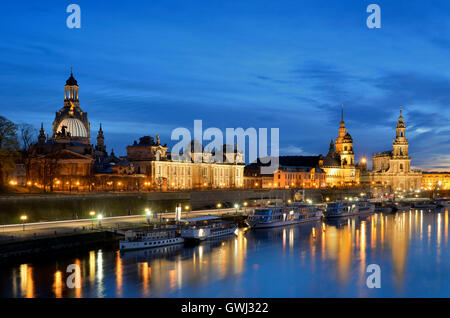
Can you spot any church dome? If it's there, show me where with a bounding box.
[57,118,88,137]
[343,132,353,142]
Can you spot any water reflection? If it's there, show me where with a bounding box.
[2,210,450,297]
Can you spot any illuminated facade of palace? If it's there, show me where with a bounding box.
[363,109,422,192]
[321,105,360,187]
[127,139,245,190]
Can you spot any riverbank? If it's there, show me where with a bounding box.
[0,189,295,225]
[0,230,120,264]
[0,208,242,263]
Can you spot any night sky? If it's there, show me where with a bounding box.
[1,0,449,170]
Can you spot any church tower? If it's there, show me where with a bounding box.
[392,107,411,172]
[335,104,354,166]
[95,123,106,153]
[38,122,46,144]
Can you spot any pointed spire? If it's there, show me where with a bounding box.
[38,123,46,144]
[99,123,103,132]
[70,66,73,76]
[341,104,344,122]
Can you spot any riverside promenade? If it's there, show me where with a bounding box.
[0,208,238,243]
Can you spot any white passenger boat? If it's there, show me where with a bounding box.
[181,221,237,241]
[247,205,322,229]
[324,201,359,219]
[120,227,184,251]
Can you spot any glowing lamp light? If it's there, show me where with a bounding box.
[89,211,96,217]
[97,214,103,220]
[243,202,248,207]
[20,215,28,221]
[217,203,222,208]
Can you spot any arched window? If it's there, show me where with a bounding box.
[400,163,403,171]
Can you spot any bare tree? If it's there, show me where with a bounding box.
[19,123,37,182]
[39,155,60,192]
[0,116,19,187]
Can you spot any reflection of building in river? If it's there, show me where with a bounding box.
[385,213,410,287]
[324,224,353,284]
[117,233,247,296]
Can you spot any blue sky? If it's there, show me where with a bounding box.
[1,0,449,170]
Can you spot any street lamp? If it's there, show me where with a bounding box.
[20,215,28,231]
[89,211,96,229]
[234,204,239,213]
[145,208,151,224]
[97,214,103,227]
[217,203,222,209]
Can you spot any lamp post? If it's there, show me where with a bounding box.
[234,204,239,213]
[89,211,96,229]
[20,215,28,231]
[97,214,103,228]
[145,208,151,225]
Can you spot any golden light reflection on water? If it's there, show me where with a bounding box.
[116,251,123,297]
[74,259,82,298]
[53,270,62,298]
[9,209,450,297]
[19,264,34,298]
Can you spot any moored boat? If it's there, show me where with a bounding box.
[120,227,184,251]
[413,202,436,212]
[356,200,375,215]
[181,221,238,241]
[435,199,450,209]
[324,201,358,219]
[247,205,322,229]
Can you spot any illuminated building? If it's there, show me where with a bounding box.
[127,139,245,190]
[422,172,450,190]
[321,105,360,187]
[363,108,422,192]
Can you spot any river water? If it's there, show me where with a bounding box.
[1,210,449,298]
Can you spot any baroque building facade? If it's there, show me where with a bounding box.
[127,139,245,190]
[362,109,422,192]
